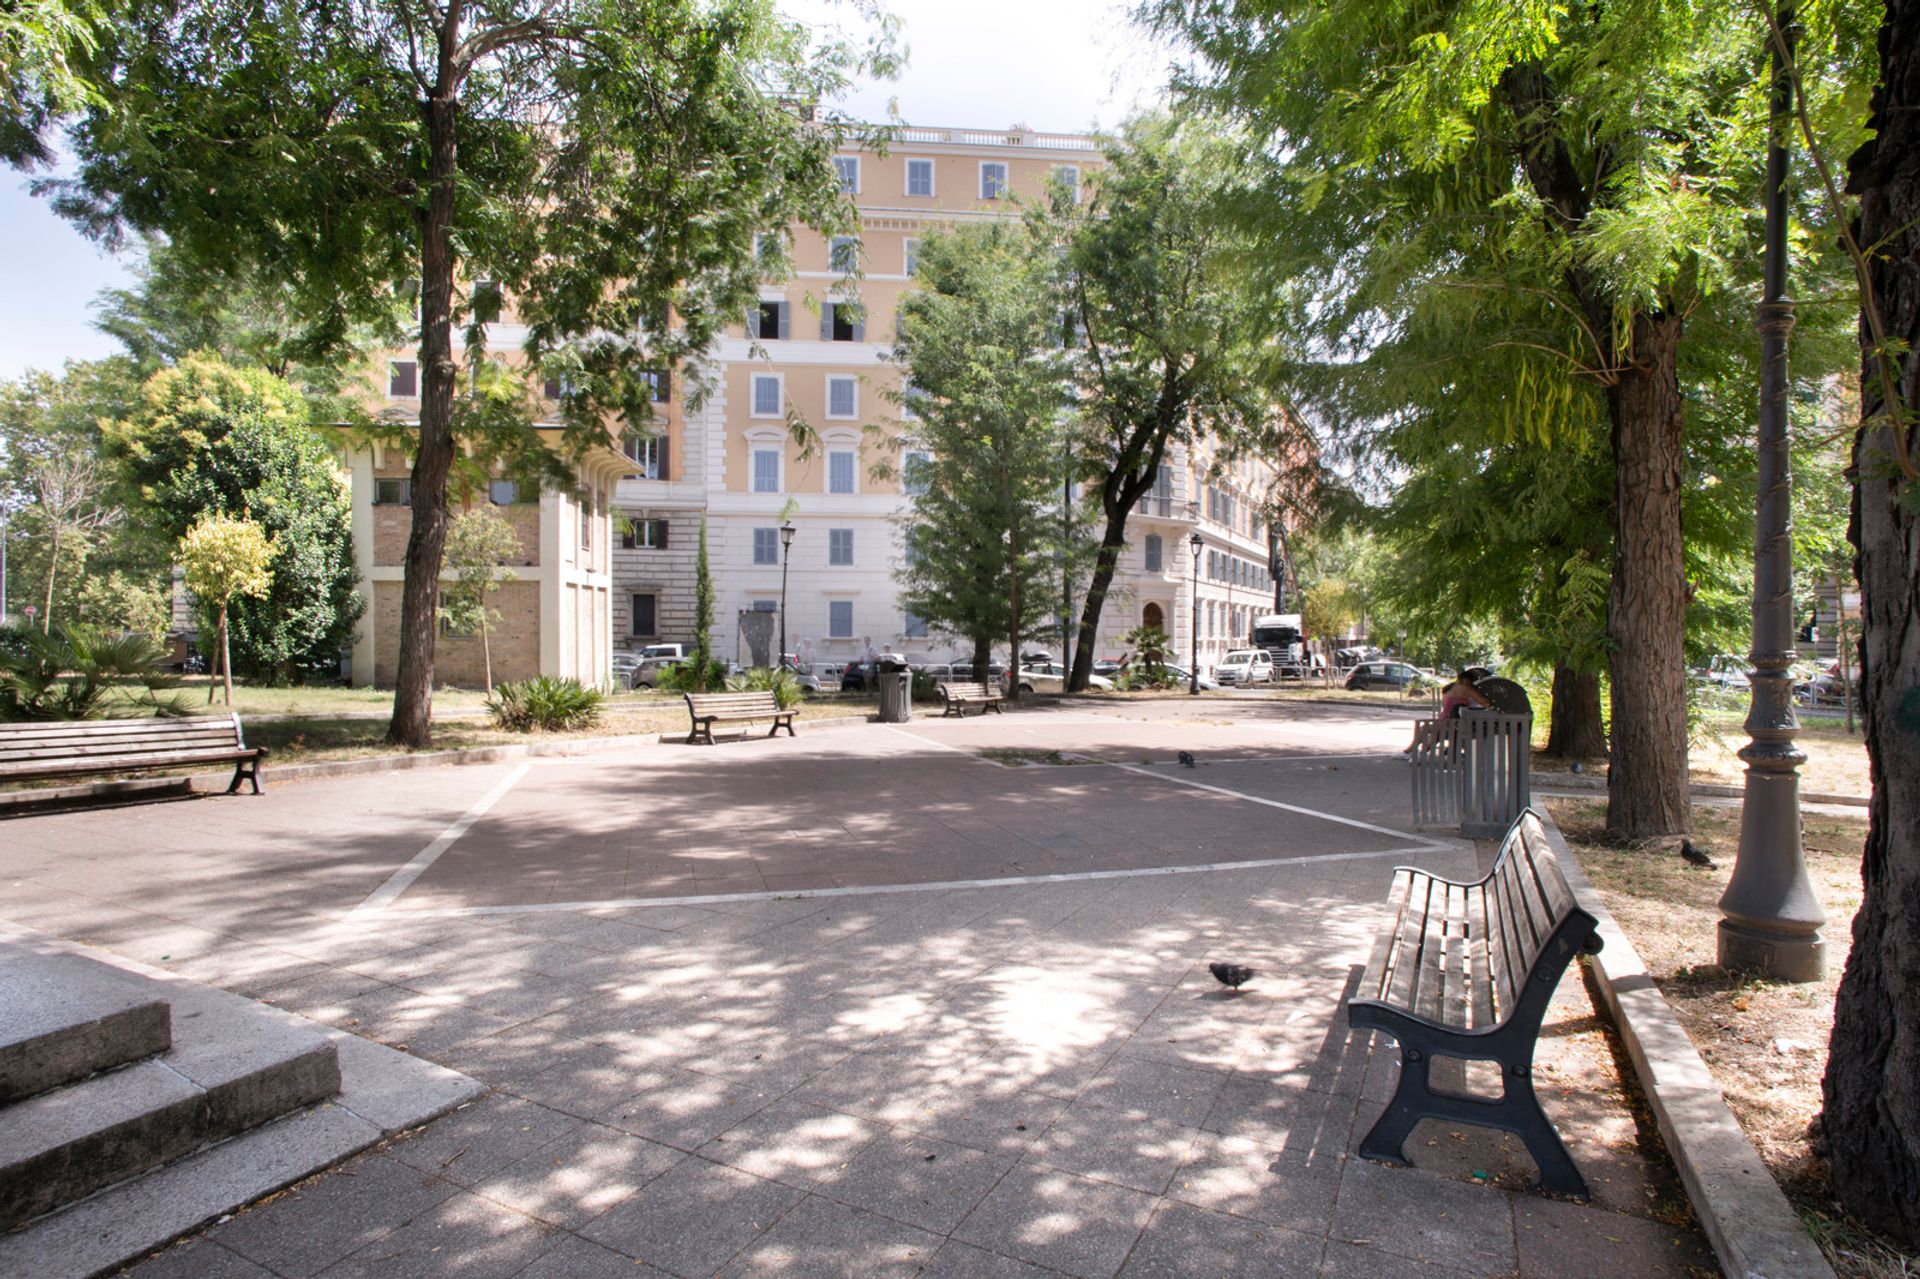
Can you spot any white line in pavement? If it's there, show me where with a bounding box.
[1102,759,1456,850]
[351,763,532,915]
[354,843,1451,918]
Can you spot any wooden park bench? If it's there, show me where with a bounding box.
[0,714,268,795]
[935,681,1003,718]
[683,691,796,746]
[1346,807,1602,1198]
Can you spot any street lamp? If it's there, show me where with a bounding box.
[1188,532,1204,695]
[1719,4,1824,981]
[778,521,796,670]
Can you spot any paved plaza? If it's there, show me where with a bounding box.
[0,699,1717,1277]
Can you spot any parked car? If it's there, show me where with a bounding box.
[1213,649,1275,686]
[1344,660,1436,692]
[840,660,878,693]
[1795,663,1853,706]
[631,642,690,688]
[1692,654,1751,691]
[1162,664,1221,691]
[1007,662,1114,694]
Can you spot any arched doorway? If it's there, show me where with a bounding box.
[1142,602,1165,631]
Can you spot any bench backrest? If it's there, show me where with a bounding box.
[684,691,783,715]
[938,682,997,700]
[0,714,247,766]
[1480,810,1592,1024]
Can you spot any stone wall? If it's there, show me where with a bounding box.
[612,508,700,648]
[371,578,541,688]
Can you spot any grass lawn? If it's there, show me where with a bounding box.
[1556,796,1914,1279]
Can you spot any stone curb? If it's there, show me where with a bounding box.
[1534,771,1868,808]
[1539,812,1836,1279]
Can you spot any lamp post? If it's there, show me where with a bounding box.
[778,521,796,670]
[1718,3,1824,982]
[1188,532,1204,695]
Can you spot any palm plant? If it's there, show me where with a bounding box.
[0,624,190,721]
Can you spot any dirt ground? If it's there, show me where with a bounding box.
[1552,797,1917,1279]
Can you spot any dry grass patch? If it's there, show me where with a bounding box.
[1552,797,1915,1278]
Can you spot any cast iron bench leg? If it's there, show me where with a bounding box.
[1357,1041,1430,1167]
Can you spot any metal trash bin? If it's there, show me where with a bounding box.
[876,658,912,723]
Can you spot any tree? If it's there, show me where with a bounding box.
[1822,0,1920,1244]
[40,0,895,747]
[1149,0,1873,837]
[107,357,361,681]
[692,519,715,694]
[24,453,121,633]
[1055,113,1298,693]
[177,515,271,706]
[438,509,519,693]
[1,0,99,165]
[890,219,1071,686]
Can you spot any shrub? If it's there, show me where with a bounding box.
[0,623,189,721]
[1116,664,1181,692]
[725,666,802,709]
[659,658,728,695]
[910,668,941,702]
[485,676,603,732]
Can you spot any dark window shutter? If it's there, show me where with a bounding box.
[778,303,790,340]
[657,436,670,481]
[656,369,670,403]
[655,519,669,549]
[821,304,834,341]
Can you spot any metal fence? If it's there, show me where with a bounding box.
[1409,712,1533,837]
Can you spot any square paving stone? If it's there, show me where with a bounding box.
[126,1237,278,1279]
[904,1082,1074,1157]
[212,1152,459,1278]
[1117,1199,1323,1278]
[699,1098,882,1187]
[1317,1238,1480,1278]
[472,1124,684,1227]
[1168,1133,1344,1235]
[387,1094,583,1187]
[309,1190,559,1278]
[1079,1056,1233,1128]
[818,1129,1015,1234]
[579,1156,806,1278]
[1329,1157,1517,1274]
[717,1194,944,1277]
[914,1241,1062,1277]
[511,1233,674,1278]
[602,1065,783,1151]
[1203,1075,1360,1154]
[1028,1101,1204,1194]
[952,1164,1159,1279]
[1513,1197,1717,1278]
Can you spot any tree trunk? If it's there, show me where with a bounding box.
[387,38,463,750]
[1070,517,1131,693]
[481,617,493,695]
[218,602,233,707]
[1604,311,1692,839]
[41,524,58,633]
[1824,0,1920,1243]
[1543,663,1606,758]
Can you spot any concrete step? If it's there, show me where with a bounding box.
[0,952,340,1230]
[0,944,172,1103]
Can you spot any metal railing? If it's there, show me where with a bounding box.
[1410,712,1533,838]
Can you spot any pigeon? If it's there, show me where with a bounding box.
[1178,751,1197,768]
[1680,839,1715,869]
[1209,961,1255,990]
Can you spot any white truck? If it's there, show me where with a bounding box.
[1250,613,1311,678]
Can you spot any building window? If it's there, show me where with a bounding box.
[756,301,788,340]
[752,448,781,493]
[826,376,857,419]
[980,161,1009,200]
[473,279,502,323]
[829,236,859,274]
[580,502,592,552]
[828,528,853,566]
[488,479,520,505]
[1051,165,1081,203]
[904,238,920,276]
[752,599,778,612]
[543,373,565,400]
[621,518,668,550]
[623,433,667,480]
[1145,534,1163,573]
[752,527,779,565]
[828,600,854,637]
[753,231,784,271]
[906,158,934,197]
[373,477,411,506]
[642,369,670,403]
[833,155,859,194]
[388,360,418,398]
[822,302,862,342]
[904,612,928,639]
[631,593,658,638]
[902,450,930,496]
[752,374,782,417]
[828,449,856,493]
[899,378,923,421]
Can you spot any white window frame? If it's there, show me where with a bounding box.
[828,599,854,638]
[903,237,921,276]
[898,377,921,421]
[750,373,784,419]
[901,449,930,496]
[623,433,664,480]
[827,448,857,494]
[388,360,418,398]
[833,155,860,194]
[825,375,858,420]
[752,527,779,565]
[979,161,1009,200]
[904,157,935,197]
[1051,164,1081,203]
[829,236,860,275]
[750,446,783,494]
[828,528,854,566]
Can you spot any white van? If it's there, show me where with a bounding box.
[1214,649,1274,686]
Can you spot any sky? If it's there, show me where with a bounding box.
[0,0,1172,383]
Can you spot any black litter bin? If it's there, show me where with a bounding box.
[876,657,912,723]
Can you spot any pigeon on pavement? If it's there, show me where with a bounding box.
[1209,961,1255,990]
[1680,839,1715,868]
[1178,751,1196,768]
